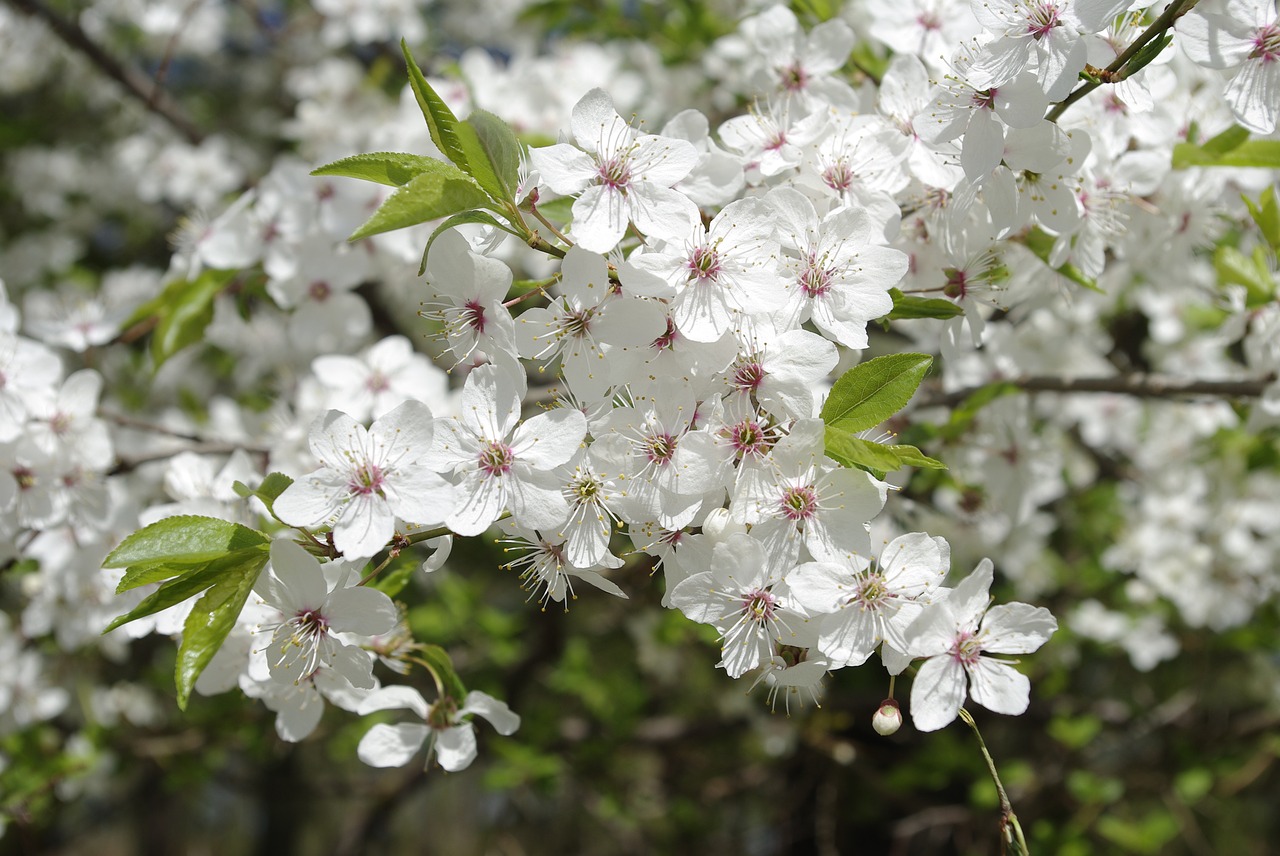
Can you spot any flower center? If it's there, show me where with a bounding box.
[731,359,766,393]
[950,630,983,665]
[597,155,633,191]
[1027,3,1060,39]
[348,462,385,496]
[850,573,895,611]
[645,432,676,466]
[943,267,968,300]
[651,317,679,351]
[461,299,487,333]
[723,418,770,460]
[1252,23,1280,62]
[799,257,835,298]
[308,280,332,302]
[687,245,723,284]
[366,371,390,394]
[780,485,818,521]
[971,88,997,111]
[780,62,809,92]
[821,159,855,192]
[479,442,514,477]
[742,588,778,623]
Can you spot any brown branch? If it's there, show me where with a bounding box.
[6,0,205,144]
[918,373,1276,409]
[110,441,272,475]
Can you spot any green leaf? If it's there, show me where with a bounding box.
[311,152,452,187]
[127,269,237,367]
[1173,126,1280,169]
[418,643,468,701]
[419,210,519,275]
[940,381,1021,440]
[348,166,491,242]
[1243,185,1280,252]
[1214,245,1275,307]
[105,515,269,573]
[115,563,194,593]
[233,472,295,516]
[1020,227,1102,292]
[371,560,416,599]
[458,110,522,203]
[824,426,903,471]
[820,353,933,433]
[887,444,946,469]
[401,40,469,172]
[104,560,232,633]
[175,548,271,709]
[884,288,964,321]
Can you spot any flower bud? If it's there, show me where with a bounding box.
[702,507,745,543]
[872,699,902,736]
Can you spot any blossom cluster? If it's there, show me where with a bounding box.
[1,0,1278,800]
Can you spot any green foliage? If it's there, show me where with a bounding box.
[1173,125,1280,169]
[821,353,933,432]
[1019,226,1102,292]
[102,515,272,708]
[401,39,470,172]
[232,471,295,519]
[1214,244,1276,307]
[883,287,965,321]
[311,152,452,187]
[1243,185,1280,252]
[347,163,492,242]
[124,268,237,367]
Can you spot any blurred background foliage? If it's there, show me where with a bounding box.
[2,0,1279,854]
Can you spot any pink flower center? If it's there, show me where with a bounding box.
[597,155,632,191]
[780,62,809,92]
[943,267,967,300]
[462,299,487,334]
[1252,23,1280,62]
[366,371,390,393]
[780,485,818,521]
[349,462,385,496]
[742,588,778,623]
[950,630,983,665]
[15,466,37,491]
[732,359,766,393]
[1026,3,1060,39]
[308,280,332,302]
[479,442,514,477]
[799,258,834,298]
[917,11,941,31]
[645,432,676,466]
[821,160,855,192]
[687,245,723,284]
[650,317,679,351]
[849,573,895,611]
[723,418,770,460]
[971,88,997,111]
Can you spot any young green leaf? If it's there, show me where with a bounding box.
[1173,126,1280,169]
[417,643,468,701]
[887,444,946,470]
[348,166,491,242]
[400,40,469,171]
[821,353,933,433]
[1020,227,1102,292]
[175,548,271,709]
[458,110,522,203]
[311,152,451,187]
[233,472,296,516]
[1243,186,1280,252]
[130,269,238,368]
[105,515,269,572]
[1214,245,1275,307]
[824,426,903,471]
[104,560,232,633]
[884,288,964,321]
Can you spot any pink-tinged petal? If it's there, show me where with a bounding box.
[357,685,431,718]
[571,185,629,253]
[909,655,966,732]
[332,493,395,561]
[357,722,430,767]
[384,470,457,528]
[325,584,397,637]
[461,690,521,735]
[511,408,588,469]
[528,143,596,196]
[268,539,328,613]
[966,658,1031,716]
[435,723,478,771]
[980,603,1057,654]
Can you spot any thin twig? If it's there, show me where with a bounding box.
[6,0,205,144]
[148,0,207,109]
[918,373,1276,409]
[1047,0,1202,122]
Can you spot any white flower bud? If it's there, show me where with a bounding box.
[701,507,745,543]
[872,699,902,736]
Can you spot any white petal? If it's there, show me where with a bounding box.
[966,658,1031,716]
[461,690,521,735]
[357,722,430,767]
[435,723,478,771]
[909,655,966,732]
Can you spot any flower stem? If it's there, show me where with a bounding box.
[959,707,1030,856]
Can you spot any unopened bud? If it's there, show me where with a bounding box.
[872,699,902,736]
[702,508,745,543]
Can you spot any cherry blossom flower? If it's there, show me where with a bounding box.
[529,88,699,252]
[1178,0,1280,134]
[274,400,457,561]
[906,559,1057,731]
[357,685,520,771]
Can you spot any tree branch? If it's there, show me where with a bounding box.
[6,0,206,144]
[918,373,1277,409]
